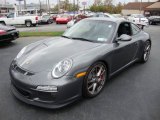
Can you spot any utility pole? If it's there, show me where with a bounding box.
[4,0,6,5]
[140,0,142,14]
[73,0,75,16]
[39,0,42,15]
[77,0,79,13]
[48,0,50,15]
[24,0,27,9]
[58,0,60,14]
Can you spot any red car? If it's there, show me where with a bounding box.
[56,14,72,24]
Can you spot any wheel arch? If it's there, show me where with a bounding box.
[0,21,6,24]
[25,19,32,23]
[147,39,152,46]
[93,60,110,79]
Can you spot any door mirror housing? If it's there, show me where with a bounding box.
[116,34,132,42]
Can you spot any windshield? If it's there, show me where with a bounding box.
[63,20,116,43]
[42,15,50,19]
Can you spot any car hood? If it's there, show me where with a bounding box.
[0,25,16,31]
[17,37,102,72]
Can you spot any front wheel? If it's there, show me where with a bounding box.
[0,21,6,26]
[83,62,107,98]
[140,41,151,63]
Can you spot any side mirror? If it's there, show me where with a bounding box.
[116,34,132,42]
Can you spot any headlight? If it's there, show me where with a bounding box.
[52,59,72,78]
[16,47,27,59]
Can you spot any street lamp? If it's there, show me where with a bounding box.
[48,0,50,15]
[16,0,24,11]
[140,0,142,14]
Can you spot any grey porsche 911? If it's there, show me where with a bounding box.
[10,18,151,109]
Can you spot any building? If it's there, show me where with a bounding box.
[0,4,14,15]
[122,2,153,15]
[145,0,160,16]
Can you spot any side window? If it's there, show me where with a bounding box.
[131,23,140,35]
[117,22,132,37]
[7,13,14,18]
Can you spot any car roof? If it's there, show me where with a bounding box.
[84,17,127,24]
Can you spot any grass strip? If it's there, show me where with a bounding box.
[20,31,64,37]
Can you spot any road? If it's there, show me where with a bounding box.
[0,25,160,120]
[16,23,67,32]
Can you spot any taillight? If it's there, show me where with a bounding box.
[0,30,6,35]
[35,16,38,20]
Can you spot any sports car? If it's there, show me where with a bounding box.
[0,25,19,42]
[56,14,72,24]
[10,18,151,109]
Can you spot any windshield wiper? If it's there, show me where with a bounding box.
[61,35,72,39]
[71,37,94,42]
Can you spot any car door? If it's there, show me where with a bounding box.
[6,13,16,25]
[110,22,139,74]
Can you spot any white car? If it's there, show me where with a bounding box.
[0,12,40,27]
[127,14,149,26]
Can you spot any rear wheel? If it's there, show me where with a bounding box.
[83,62,107,98]
[140,41,151,63]
[25,21,32,27]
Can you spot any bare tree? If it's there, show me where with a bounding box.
[94,0,102,6]
[103,0,113,6]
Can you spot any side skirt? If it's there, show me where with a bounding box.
[109,58,139,78]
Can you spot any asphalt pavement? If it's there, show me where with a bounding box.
[0,25,160,120]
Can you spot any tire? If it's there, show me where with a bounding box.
[149,21,152,25]
[0,21,6,26]
[25,21,32,27]
[83,62,107,98]
[48,20,52,24]
[140,41,151,63]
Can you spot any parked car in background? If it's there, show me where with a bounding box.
[112,14,125,20]
[67,14,88,28]
[91,13,114,18]
[112,14,122,18]
[41,15,53,24]
[56,14,72,24]
[148,16,160,25]
[0,12,40,27]
[127,14,149,27]
[0,25,19,42]
[51,14,58,21]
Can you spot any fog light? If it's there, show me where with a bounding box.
[36,86,58,92]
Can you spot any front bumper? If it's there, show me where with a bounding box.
[9,62,84,109]
[0,30,19,42]
[56,20,68,24]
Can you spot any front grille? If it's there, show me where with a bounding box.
[14,84,31,98]
[13,84,56,102]
[12,62,34,76]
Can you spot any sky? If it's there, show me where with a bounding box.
[2,0,158,6]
